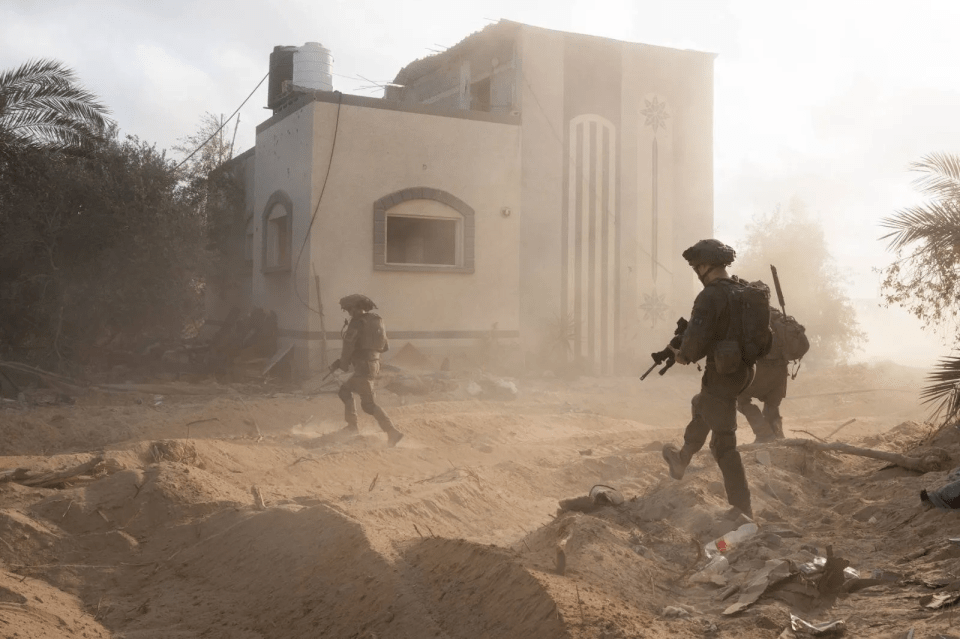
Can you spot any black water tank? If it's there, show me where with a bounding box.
[268,46,297,110]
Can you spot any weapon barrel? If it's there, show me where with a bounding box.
[770,264,786,314]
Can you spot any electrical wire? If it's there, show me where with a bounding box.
[292,91,343,314]
[173,72,268,172]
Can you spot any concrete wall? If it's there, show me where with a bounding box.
[251,105,317,373]
[516,25,715,373]
[252,96,521,374]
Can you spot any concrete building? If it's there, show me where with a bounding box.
[216,20,715,377]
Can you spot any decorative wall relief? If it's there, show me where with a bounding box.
[640,95,670,284]
[640,287,669,329]
[563,113,618,374]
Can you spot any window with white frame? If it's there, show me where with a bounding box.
[373,188,475,274]
[386,199,462,266]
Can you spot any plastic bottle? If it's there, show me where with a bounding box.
[704,522,759,557]
[690,555,730,583]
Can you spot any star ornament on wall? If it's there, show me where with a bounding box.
[640,289,669,328]
[641,96,670,135]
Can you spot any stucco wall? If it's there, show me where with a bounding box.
[253,98,521,374]
[517,24,714,373]
[251,106,317,373]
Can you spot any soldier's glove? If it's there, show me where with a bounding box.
[651,348,673,366]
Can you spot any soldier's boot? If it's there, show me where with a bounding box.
[741,404,775,443]
[769,417,785,439]
[372,408,403,447]
[386,427,404,448]
[339,422,360,436]
[716,449,753,519]
[662,444,693,480]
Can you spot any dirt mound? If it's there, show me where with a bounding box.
[3,363,960,637]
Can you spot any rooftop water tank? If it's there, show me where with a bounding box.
[293,42,333,92]
[267,45,298,109]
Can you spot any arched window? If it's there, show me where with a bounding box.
[373,188,474,273]
[262,190,292,273]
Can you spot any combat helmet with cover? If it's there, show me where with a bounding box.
[682,239,736,268]
[339,294,377,312]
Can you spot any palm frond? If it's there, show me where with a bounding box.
[920,355,960,423]
[879,200,960,252]
[911,153,960,201]
[0,58,112,151]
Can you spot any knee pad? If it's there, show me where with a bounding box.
[690,394,702,421]
[338,386,352,402]
[360,399,377,415]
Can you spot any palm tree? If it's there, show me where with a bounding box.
[881,153,960,423]
[0,59,113,156]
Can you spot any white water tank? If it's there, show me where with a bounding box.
[293,42,333,91]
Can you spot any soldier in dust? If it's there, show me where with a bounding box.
[661,239,754,519]
[331,294,403,447]
[737,280,788,443]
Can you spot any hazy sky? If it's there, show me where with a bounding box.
[3,0,957,365]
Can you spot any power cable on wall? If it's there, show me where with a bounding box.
[292,91,343,315]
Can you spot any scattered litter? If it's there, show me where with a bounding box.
[578,449,593,456]
[921,467,960,509]
[465,381,483,397]
[690,555,729,584]
[920,592,960,610]
[662,605,690,618]
[799,556,827,575]
[788,614,846,636]
[705,522,758,558]
[756,450,772,466]
[588,484,623,506]
[723,559,791,615]
[153,394,164,407]
[843,567,860,580]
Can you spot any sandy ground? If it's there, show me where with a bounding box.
[0,360,958,638]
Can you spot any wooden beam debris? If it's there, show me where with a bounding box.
[0,457,123,488]
[741,438,950,474]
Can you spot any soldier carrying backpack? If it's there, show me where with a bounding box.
[330,294,404,447]
[736,279,810,442]
[660,239,772,520]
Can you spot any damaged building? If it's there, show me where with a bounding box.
[213,20,715,377]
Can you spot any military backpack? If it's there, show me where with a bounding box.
[357,313,389,352]
[768,308,809,362]
[712,278,773,374]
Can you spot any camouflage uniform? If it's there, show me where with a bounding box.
[737,309,789,441]
[673,278,754,517]
[335,295,402,446]
[661,240,754,518]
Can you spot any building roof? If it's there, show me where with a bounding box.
[391,19,716,87]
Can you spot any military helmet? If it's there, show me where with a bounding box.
[682,239,736,267]
[749,280,771,300]
[339,294,377,312]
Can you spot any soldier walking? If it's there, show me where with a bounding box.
[331,294,403,447]
[661,239,757,519]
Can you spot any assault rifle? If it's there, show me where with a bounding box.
[320,359,342,384]
[640,317,688,380]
